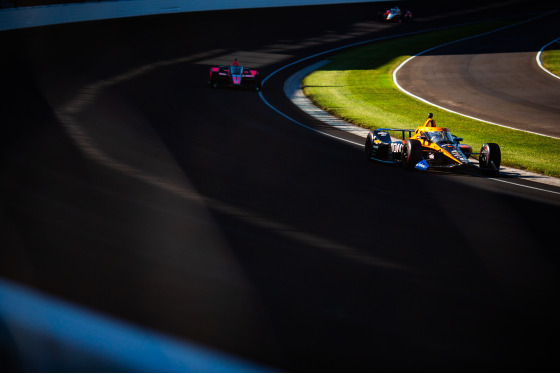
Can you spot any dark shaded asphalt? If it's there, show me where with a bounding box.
[2,1,560,371]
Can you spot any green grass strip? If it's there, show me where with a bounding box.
[542,46,560,77]
[303,21,560,177]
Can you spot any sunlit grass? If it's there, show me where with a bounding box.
[542,46,560,76]
[304,21,560,177]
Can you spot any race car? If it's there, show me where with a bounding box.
[377,6,413,22]
[364,126,501,174]
[208,60,262,91]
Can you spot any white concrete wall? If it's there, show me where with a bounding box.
[0,0,385,31]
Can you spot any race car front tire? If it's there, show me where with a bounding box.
[402,139,422,170]
[479,143,501,174]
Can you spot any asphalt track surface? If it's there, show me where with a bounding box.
[395,10,560,138]
[2,1,560,371]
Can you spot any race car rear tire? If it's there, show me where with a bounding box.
[365,134,374,161]
[402,139,422,170]
[479,143,501,174]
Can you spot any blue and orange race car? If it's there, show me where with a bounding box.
[208,59,262,91]
[365,126,501,174]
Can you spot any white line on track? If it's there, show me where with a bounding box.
[393,10,560,140]
[258,20,501,146]
[259,86,362,146]
[487,177,560,196]
[537,37,560,80]
[258,13,560,197]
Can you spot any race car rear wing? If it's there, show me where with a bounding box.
[375,128,415,140]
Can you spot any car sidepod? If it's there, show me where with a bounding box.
[365,130,402,164]
[421,142,471,170]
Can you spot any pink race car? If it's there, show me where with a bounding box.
[208,59,262,92]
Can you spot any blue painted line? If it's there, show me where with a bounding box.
[0,277,272,372]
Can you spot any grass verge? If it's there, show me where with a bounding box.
[303,21,560,177]
[542,45,560,76]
